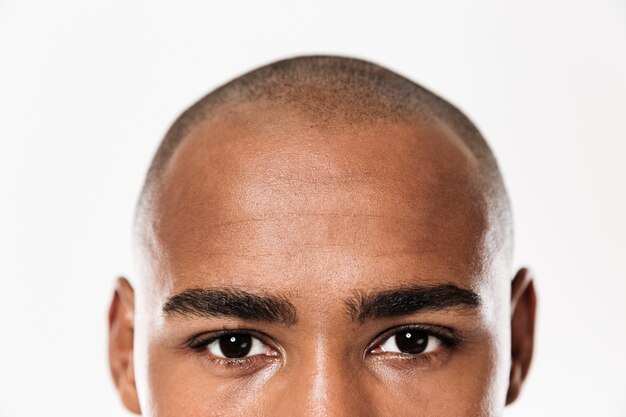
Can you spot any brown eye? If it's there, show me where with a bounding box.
[376,329,442,355]
[206,333,272,359]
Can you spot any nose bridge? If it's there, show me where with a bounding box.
[277,339,375,417]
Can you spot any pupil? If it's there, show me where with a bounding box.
[219,334,252,358]
[395,330,428,354]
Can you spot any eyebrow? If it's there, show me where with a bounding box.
[346,284,480,322]
[163,288,297,325]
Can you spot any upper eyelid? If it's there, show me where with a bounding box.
[187,329,275,351]
[187,329,250,349]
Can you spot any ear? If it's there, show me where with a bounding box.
[108,277,142,414]
[505,268,537,405]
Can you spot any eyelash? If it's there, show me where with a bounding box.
[187,324,461,369]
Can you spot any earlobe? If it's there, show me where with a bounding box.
[506,268,537,405]
[108,277,142,414]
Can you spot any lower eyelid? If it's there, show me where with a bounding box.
[199,351,281,372]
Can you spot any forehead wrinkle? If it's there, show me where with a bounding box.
[151,212,490,291]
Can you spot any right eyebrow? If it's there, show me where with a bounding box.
[163,288,297,326]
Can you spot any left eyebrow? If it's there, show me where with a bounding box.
[346,284,480,322]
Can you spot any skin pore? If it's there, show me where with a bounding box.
[109,83,536,416]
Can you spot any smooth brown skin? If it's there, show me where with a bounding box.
[109,104,536,417]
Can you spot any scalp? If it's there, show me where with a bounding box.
[143,56,503,190]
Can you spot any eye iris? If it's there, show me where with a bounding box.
[395,330,429,354]
[219,334,252,358]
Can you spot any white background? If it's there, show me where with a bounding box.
[1,1,625,416]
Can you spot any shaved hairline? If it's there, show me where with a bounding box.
[134,55,513,265]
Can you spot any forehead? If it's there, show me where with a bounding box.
[146,106,497,298]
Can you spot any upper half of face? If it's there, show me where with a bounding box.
[134,101,511,341]
[126,102,516,416]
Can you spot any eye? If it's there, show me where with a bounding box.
[204,332,276,359]
[372,329,442,355]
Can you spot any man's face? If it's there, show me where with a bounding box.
[116,107,517,416]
